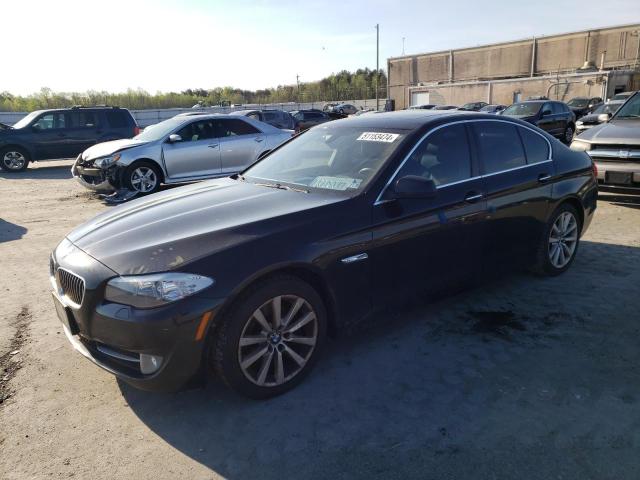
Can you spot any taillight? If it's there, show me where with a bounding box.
[592,161,598,178]
[133,126,141,136]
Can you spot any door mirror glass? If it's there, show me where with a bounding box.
[168,134,182,143]
[392,175,437,199]
[597,113,611,123]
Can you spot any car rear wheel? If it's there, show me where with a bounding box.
[0,147,30,172]
[210,275,327,399]
[563,124,575,144]
[531,203,581,276]
[124,161,161,194]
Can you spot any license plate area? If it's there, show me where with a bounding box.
[605,171,633,185]
[52,293,79,335]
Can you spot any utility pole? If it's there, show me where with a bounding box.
[375,24,380,111]
[402,37,405,56]
[296,74,300,102]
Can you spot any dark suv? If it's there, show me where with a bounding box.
[0,106,139,172]
[290,110,331,132]
[502,100,576,144]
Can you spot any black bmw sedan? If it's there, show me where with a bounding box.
[50,111,597,398]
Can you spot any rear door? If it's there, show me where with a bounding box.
[215,118,265,174]
[537,102,557,135]
[162,119,221,179]
[470,120,554,273]
[67,110,100,154]
[371,123,488,304]
[29,112,70,160]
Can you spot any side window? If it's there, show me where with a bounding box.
[176,120,215,141]
[247,112,261,120]
[541,103,553,115]
[551,103,563,114]
[397,124,471,186]
[263,112,278,122]
[69,112,97,128]
[474,122,526,174]
[32,113,66,130]
[105,110,129,128]
[215,118,260,137]
[518,127,549,164]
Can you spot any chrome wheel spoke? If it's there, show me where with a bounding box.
[239,335,267,347]
[286,335,316,346]
[284,312,315,334]
[284,345,305,366]
[275,351,285,385]
[271,296,282,329]
[252,308,271,332]
[256,350,274,386]
[241,345,269,369]
[282,298,304,328]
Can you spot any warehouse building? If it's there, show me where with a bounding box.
[387,23,640,109]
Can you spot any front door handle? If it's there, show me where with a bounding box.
[208,144,219,148]
[538,173,552,182]
[254,137,264,143]
[464,192,483,203]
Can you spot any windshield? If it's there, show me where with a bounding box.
[593,102,622,115]
[12,111,41,129]
[613,94,640,119]
[567,98,589,108]
[243,126,407,193]
[134,118,185,141]
[502,103,541,117]
[479,105,497,112]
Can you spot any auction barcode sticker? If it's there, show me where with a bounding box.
[356,132,399,143]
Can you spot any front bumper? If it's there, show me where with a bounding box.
[589,155,640,189]
[51,240,225,392]
[71,155,119,193]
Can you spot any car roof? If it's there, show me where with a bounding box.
[321,110,505,130]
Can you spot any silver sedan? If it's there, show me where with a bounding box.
[72,114,293,194]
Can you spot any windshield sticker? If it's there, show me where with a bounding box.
[310,176,362,191]
[357,132,399,143]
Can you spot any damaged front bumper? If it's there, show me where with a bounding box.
[72,155,121,192]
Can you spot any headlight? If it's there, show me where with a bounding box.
[569,140,591,152]
[94,153,121,168]
[576,120,583,126]
[105,272,214,308]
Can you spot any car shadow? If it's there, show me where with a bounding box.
[0,162,74,180]
[119,240,640,479]
[598,191,640,210]
[0,218,27,243]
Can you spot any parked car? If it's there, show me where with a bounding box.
[322,103,339,112]
[333,103,358,115]
[575,100,624,134]
[571,91,640,189]
[51,110,596,398]
[433,105,458,110]
[0,106,139,172]
[229,109,296,130]
[501,100,576,144]
[458,101,489,111]
[290,110,331,131]
[611,91,636,101]
[408,104,436,110]
[479,104,507,114]
[566,97,603,119]
[72,114,291,194]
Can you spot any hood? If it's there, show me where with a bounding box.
[82,138,147,161]
[577,113,602,124]
[67,178,347,274]
[576,119,640,145]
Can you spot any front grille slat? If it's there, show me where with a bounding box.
[57,269,85,306]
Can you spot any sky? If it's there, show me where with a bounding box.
[3,0,639,95]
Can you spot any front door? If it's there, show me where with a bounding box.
[215,118,265,175]
[30,112,71,160]
[370,123,488,305]
[162,119,221,180]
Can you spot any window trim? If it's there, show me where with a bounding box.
[374,119,553,206]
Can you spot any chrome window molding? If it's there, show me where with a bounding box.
[374,118,553,206]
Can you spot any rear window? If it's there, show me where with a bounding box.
[105,110,131,128]
[518,127,549,164]
[69,112,98,128]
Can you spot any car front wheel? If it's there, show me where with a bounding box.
[124,161,161,194]
[0,147,30,172]
[563,124,575,144]
[532,203,581,276]
[210,275,327,399]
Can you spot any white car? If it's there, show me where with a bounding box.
[72,114,293,194]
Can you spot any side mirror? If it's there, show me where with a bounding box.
[168,134,182,143]
[392,175,437,199]
[597,113,611,123]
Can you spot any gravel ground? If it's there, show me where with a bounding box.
[1,159,640,479]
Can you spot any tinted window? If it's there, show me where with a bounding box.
[541,103,553,115]
[32,113,66,130]
[397,124,471,186]
[474,122,526,174]
[306,112,324,120]
[246,112,261,120]
[263,112,278,121]
[176,119,216,141]
[105,110,129,128]
[69,112,97,128]
[551,103,564,114]
[503,103,541,117]
[518,127,549,164]
[215,118,260,137]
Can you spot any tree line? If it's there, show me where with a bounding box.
[0,69,387,112]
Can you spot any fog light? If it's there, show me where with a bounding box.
[140,354,163,374]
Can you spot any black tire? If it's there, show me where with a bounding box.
[563,124,575,144]
[124,161,161,194]
[0,147,30,172]
[210,274,327,399]
[339,108,344,114]
[531,203,581,276]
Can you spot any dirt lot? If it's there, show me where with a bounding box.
[1,159,640,479]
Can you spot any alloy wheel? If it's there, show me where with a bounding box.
[565,127,574,143]
[548,211,578,268]
[130,167,157,193]
[2,151,26,170]
[238,295,318,387]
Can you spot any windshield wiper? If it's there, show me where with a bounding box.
[254,182,309,193]
[616,115,640,118]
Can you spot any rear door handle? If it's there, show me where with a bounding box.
[538,173,552,182]
[208,144,219,148]
[255,137,264,143]
[464,192,483,203]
